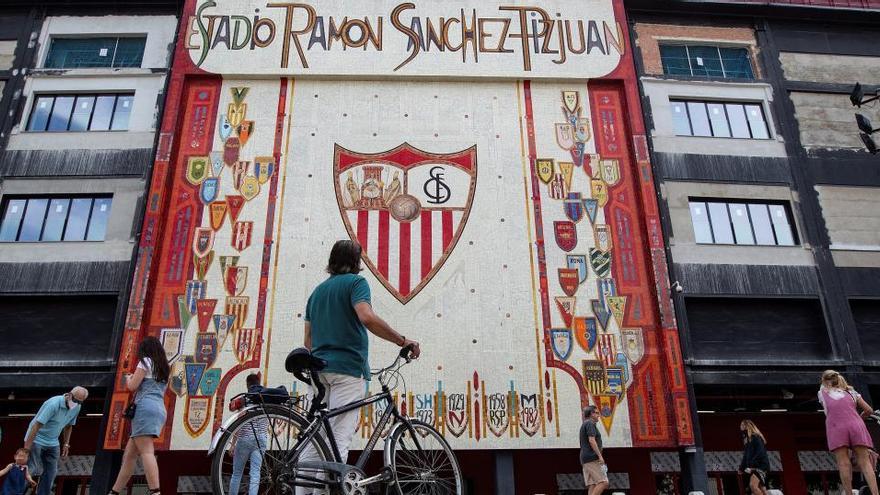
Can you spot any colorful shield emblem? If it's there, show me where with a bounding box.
[558,268,579,297]
[225,296,249,332]
[445,392,468,438]
[224,266,248,297]
[597,278,617,307]
[596,394,618,433]
[562,90,580,114]
[583,198,599,224]
[564,192,583,223]
[591,299,611,331]
[237,120,254,147]
[210,151,224,176]
[239,175,260,201]
[518,394,540,437]
[607,296,627,326]
[184,395,211,438]
[566,255,588,284]
[605,368,624,396]
[589,248,611,278]
[576,117,592,143]
[232,160,249,191]
[195,332,218,365]
[254,156,275,185]
[559,162,574,191]
[160,328,184,364]
[186,156,209,186]
[235,327,256,362]
[213,314,236,347]
[195,298,217,333]
[548,173,567,200]
[193,251,213,280]
[192,227,214,258]
[550,328,573,361]
[600,159,621,186]
[184,362,207,396]
[554,296,575,328]
[219,115,233,142]
[574,316,597,352]
[485,392,510,437]
[227,102,246,127]
[226,195,245,223]
[170,361,186,397]
[334,143,477,304]
[231,221,253,252]
[591,178,608,208]
[583,360,605,396]
[219,255,239,275]
[199,368,221,396]
[210,201,228,231]
[597,334,617,367]
[594,224,613,252]
[553,221,577,252]
[199,177,219,204]
[223,137,241,166]
[536,158,554,184]
[621,327,645,365]
[184,280,206,315]
[555,123,575,150]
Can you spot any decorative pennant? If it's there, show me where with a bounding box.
[239,175,260,201]
[199,177,219,204]
[589,248,611,278]
[183,395,212,438]
[595,394,618,434]
[231,221,254,252]
[169,360,187,397]
[237,120,254,147]
[160,328,184,364]
[225,296,249,332]
[223,137,241,166]
[566,255,588,284]
[553,221,577,252]
[209,201,228,231]
[582,198,599,224]
[607,296,627,327]
[594,224,613,252]
[213,314,236,347]
[536,158,554,184]
[254,156,275,185]
[210,151,224,176]
[226,195,245,222]
[193,251,214,280]
[550,328,573,361]
[230,87,250,105]
[559,162,574,191]
[591,299,611,331]
[234,327,256,363]
[195,332,218,365]
[192,228,214,258]
[199,368,222,396]
[562,91,580,114]
[600,159,621,187]
[232,161,249,191]
[621,327,645,365]
[186,156,209,186]
[184,362,207,396]
[582,359,605,396]
[177,296,193,329]
[219,255,240,275]
[224,266,248,297]
[219,115,233,142]
[227,103,247,127]
[597,334,617,368]
[558,268,580,297]
[554,296,576,328]
[574,316,597,352]
[591,178,608,208]
[564,192,584,223]
[196,299,217,333]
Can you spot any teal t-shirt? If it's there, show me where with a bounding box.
[25,395,79,447]
[305,273,371,379]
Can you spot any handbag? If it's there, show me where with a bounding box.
[123,401,137,419]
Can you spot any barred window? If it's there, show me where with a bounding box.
[0,196,112,242]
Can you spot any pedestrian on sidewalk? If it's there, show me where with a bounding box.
[0,448,36,495]
[228,373,268,495]
[108,336,170,495]
[23,386,87,495]
[579,405,609,495]
[819,369,879,495]
[738,420,770,495]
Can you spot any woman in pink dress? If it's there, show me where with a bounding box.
[819,369,878,495]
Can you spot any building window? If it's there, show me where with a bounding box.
[27,94,134,132]
[44,37,146,69]
[689,199,797,246]
[671,100,770,139]
[0,196,112,242]
[660,44,755,79]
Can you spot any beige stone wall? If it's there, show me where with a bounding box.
[0,40,15,70]
[816,185,880,252]
[634,22,759,77]
[790,91,880,151]
[780,52,880,85]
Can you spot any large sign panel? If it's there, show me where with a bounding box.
[106,0,692,453]
[185,0,624,78]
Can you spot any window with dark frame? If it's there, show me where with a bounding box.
[44,37,146,69]
[671,99,770,139]
[659,44,755,79]
[688,198,798,246]
[0,196,113,242]
[27,93,134,132]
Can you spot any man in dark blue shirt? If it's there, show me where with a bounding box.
[579,405,608,494]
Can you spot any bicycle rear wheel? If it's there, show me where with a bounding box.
[386,420,463,495]
[210,404,332,495]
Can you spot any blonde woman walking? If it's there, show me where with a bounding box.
[819,369,878,495]
[739,420,770,495]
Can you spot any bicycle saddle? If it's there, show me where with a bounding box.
[285,347,327,384]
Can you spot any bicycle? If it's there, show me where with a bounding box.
[208,344,463,494]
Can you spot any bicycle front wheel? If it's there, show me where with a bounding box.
[387,420,463,495]
[210,403,332,495]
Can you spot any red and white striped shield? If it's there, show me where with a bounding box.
[334,143,477,304]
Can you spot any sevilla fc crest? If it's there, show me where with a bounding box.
[334,143,477,304]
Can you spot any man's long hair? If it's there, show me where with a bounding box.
[326,240,363,275]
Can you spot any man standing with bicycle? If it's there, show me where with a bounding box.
[300,240,420,487]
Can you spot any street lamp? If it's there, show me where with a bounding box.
[855,113,880,155]
[850,82,880,108]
